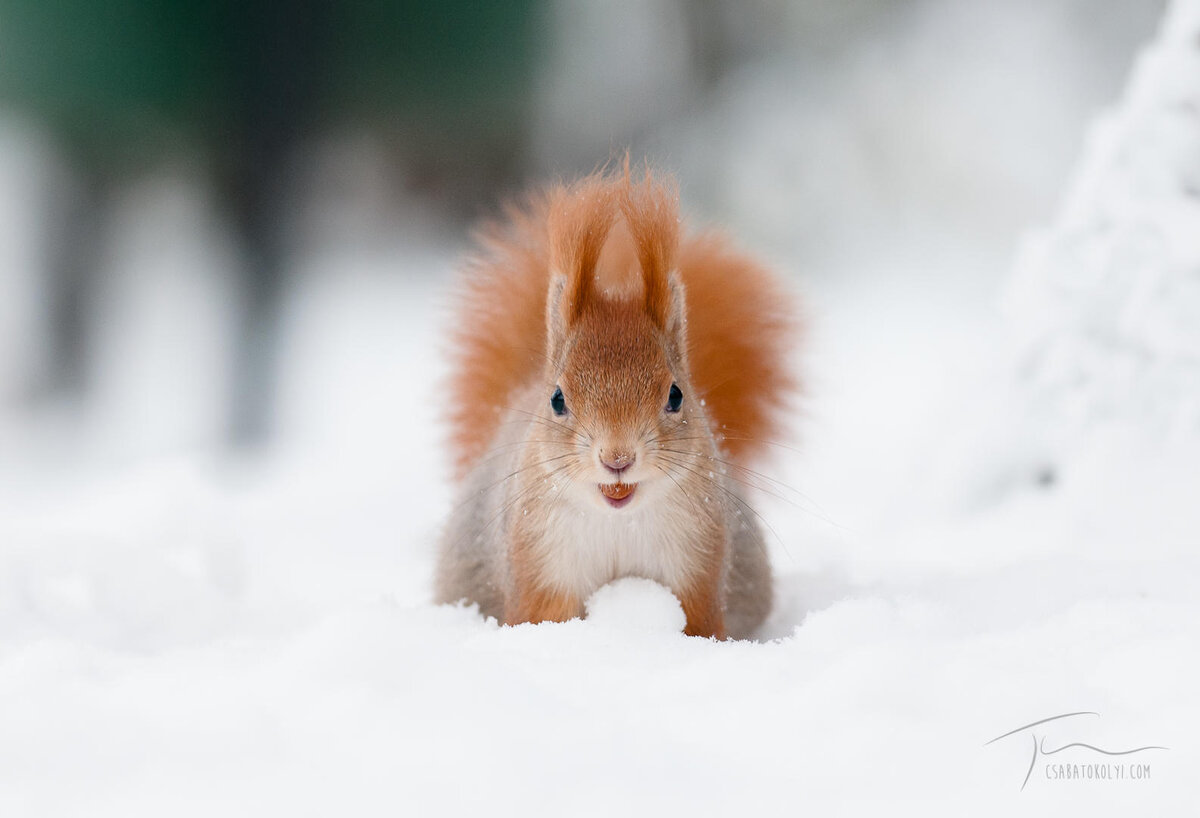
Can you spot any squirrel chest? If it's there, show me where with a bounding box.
[510,478,725,601]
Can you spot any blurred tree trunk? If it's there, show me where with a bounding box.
[221,1,330,445]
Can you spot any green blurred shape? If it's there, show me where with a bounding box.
[0,0,541,159]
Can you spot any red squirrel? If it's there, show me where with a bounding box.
[435,166,798,639]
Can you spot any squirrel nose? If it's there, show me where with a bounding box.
[599,449,635,476]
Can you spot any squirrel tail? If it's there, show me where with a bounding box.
[444,169,800,480]
[444,188,556,482]
[677,231,800,466]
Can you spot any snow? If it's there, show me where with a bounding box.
[3,3,1199,814]
[584,577,688,634]
[1007,0,1200,442]
[3,236,1196,813]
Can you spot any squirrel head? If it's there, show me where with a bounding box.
[535,170,710,512]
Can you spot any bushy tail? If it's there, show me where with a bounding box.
[677,231,799,466]
[444,169,800,480]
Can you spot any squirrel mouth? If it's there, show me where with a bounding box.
[598,482,637,508]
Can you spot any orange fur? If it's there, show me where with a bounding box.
[677,537,727,639]
[676,233,798,465]
[507,519,587,625]
[619,171,680,329]
[445,194,555,481]
[444,167,799,481]
[506,584,583,626]
[548,175,618,327]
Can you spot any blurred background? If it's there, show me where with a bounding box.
[0,0,1180,645]
[0,0,1164,464]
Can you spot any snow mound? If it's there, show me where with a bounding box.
[1007,0,1200,440]
[585,577,687,634]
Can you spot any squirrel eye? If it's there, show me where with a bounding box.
[666,383,683,413]
[550,386,567,416]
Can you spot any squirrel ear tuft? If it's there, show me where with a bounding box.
[664,271,688,350]
[545,273,569,350]
[618,169,680,331]
[547,176,617,329]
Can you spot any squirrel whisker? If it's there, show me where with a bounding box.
[654,454,790,563]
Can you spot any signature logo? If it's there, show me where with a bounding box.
[986,711,1168,790]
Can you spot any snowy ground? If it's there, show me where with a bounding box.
[1,227,1196,814]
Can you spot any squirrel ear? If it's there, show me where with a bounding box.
[619,169,680,332]
[664,271,688,351]
[547,177,617,329]
[546,273,569,352]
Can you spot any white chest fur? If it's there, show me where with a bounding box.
[527,485,709,598]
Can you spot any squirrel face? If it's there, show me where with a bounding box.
[523,169,719,513]
[542,283,704,512]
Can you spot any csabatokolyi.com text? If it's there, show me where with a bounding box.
[1045,763,1152,781]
